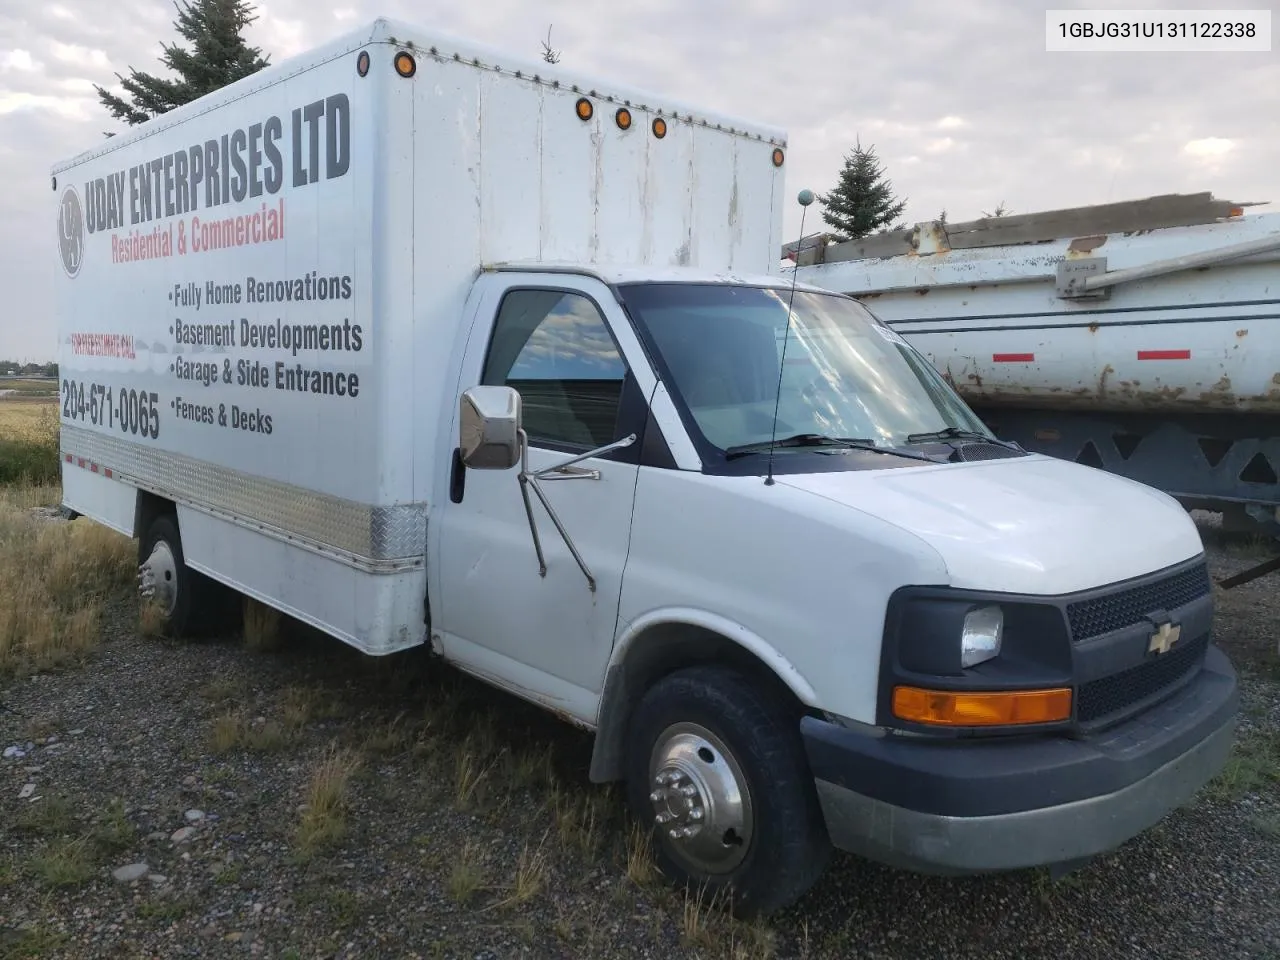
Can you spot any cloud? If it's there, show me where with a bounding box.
[0,0,1277,361]
[0,49,40,72]
[1184,137,1235,159]
[49,42,112,70]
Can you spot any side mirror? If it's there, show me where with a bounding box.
[458,385,522,470]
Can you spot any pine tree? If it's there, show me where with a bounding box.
[818,140,907,242]
[96,0,270,129]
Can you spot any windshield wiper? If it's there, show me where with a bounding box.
[724,434,937,463]
[906,426,1022,451]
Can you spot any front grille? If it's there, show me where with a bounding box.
[1076,632,1209,725]
[1066,563,1211,642]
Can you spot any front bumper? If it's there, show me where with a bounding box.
[801,644,1239,874]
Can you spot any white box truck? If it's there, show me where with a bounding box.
[53,17,1238,916]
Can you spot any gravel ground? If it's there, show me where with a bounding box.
[2,516,1279,960]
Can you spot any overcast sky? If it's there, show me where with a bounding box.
[1,0,1276,361]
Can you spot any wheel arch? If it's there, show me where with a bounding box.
[589,611,820,783]
[133,489,176,542]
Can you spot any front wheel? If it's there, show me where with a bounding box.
[624,665,832,917]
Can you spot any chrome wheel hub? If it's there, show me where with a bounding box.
[647,722,753,875]
[137,541,178,616]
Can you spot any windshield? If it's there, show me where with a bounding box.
[618,283,990,456]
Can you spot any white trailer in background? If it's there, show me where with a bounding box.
[55,20,1238,915]
[790,194,1280,582]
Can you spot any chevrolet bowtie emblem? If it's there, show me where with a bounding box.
[1148,621,1181,655]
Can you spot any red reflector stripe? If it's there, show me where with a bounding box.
[1137,349,1191,360]
[993,353,1035,362]
[63,455,118,479]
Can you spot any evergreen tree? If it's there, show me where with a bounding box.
[818,140,907,242]
[96,0,270,129]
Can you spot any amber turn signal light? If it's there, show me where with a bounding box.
[892,686,1072,727]
[394,51,416,78]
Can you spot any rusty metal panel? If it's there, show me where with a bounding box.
[793,192,1263,267]
[797,212,1280,417]
[943,192,1257,250]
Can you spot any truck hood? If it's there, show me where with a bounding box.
[778,454,1205,595]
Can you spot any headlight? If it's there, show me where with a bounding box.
[961,605,1003,668]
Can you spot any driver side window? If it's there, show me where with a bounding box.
[480,289,630,450]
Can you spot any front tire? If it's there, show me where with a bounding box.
[624,665,832,917]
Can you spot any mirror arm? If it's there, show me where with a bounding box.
[529,434,637,480]
[515,432,636,592]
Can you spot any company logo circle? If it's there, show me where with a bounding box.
[57,185,85,279]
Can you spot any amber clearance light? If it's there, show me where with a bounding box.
[394,51,417,78]
[652,117,667,139]
[615,107,632,130]
[892,686,1072,727]
[576,97,594,121]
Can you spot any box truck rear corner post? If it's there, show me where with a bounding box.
[52,17,1239,918]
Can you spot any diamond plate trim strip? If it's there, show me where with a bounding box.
[61,424,426,562]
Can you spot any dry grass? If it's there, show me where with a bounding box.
[0,379,58,398]
[0,490,136,677]
[1204,730,1280,802]
[208,709,293,755]
[0,401,60,486]
[483,833,550,912]
[27,837,97,889]
[138,598,168,638]
[294,743,362,858]
[209,710,245,754]
[0,480,61,511]
[453,740,498,811]
[552,787,610,860]
[243,596,284,651]
[446,839,487,905]
[625,821,660,888]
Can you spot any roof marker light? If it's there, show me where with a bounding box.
[356,50,370,77]
[615,107,632,130]
[394,51,416,78]
[652,117,667,139]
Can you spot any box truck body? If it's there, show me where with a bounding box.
[53,17,1238,917]
[55,19,783,655]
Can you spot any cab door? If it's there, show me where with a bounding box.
[432,272,658,723]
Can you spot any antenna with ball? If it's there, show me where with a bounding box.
[764,188,816,486]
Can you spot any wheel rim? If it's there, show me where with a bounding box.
[138,540,178,616]
[647,721,754,876]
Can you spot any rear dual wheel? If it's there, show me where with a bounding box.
[137,513,234,638]
[624,665,832,917]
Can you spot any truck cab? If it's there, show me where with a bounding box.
[434,262,1238,914]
